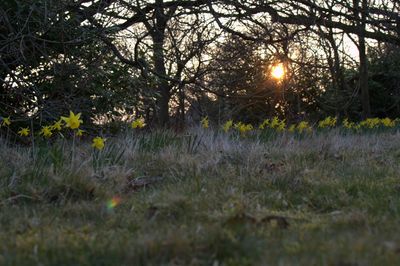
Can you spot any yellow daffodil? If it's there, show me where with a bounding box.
[359,118,380,129]
[235,122,253,136]
[1,116,11,127]
[276,122,286,132]
[318,116,337,128]
[52,119,63,131]
[381,118,395,127]
[242,124,254,134]
[222,120,233,133]
[131,117,146,129]
[270,117,279,128]
[297,121,312,133]
[18,127,30,137]
[288,124,296,133]
[40,126,53,138]
[61,111,83,129]
[270,116,286,131]
[200,116,209,129]
[343,118,356,129]
[76,129,85,137]
[92,137,106,150]
[259,119,270,130]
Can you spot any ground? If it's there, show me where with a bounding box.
[1,130,400,265]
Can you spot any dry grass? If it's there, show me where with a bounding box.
[1,129,400,265]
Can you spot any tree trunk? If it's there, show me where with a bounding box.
[178,84,185,130]
[358,0,371,118]
[325,28,349,117]
[152,0,170,127]
[359,37,371,118]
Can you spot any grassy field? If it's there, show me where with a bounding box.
[1,129,400,265]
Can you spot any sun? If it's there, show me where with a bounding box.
[271,63,285,80]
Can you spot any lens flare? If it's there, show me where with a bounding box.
[271,64,285,80]
[106,196,121,210]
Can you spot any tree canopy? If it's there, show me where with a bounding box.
[1,0,400,127]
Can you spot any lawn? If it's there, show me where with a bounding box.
[1,130,400,265]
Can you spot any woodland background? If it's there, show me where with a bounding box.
[1,0,400,129]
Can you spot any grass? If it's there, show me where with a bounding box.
[1,129,400,265]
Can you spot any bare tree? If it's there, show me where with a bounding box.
[3,0,400,124]
[209,0,399,118]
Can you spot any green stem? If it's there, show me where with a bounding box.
[31,120,35,161]
[71,132,76,166]
[6,127,9,146]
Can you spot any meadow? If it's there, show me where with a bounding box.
[1,115,400,265]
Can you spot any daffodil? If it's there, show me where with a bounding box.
[76,129,85,137]
[359,118,380,129]
[40,126,53,138]
[288,124,296,133]
[1,116,11,127]
[92,137,106,150]
[259,119,270,130]
[61,111,83,129]
[18,127,30,137]
[235,122,253,136]
[222,120,233,133]
[381,118,395,127]
[131,117,146,129]
[343,118,356,129]
[276,121,286,132]
[242,124,253,134]
[297,121,312,133]
[270,117,286,131]
[200,117,209,129]
[52,119,63,131]
[318,116,337,128]
[270,117,280,128]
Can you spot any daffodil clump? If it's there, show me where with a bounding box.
[2,110,87,142]
[37,112,85,139]
[296,121,312,134]
[343,118,356,130]
[358,117,395,129]
[259,119,270,130]
[269,117,286,132]
[222,120,233,133]
[318,116,337,129]
[287,121,312,134]
[381,118,395,127]
[342,117,397,131]
[131,117,146,129]
[234,122,253,136]
[358,118,381,129]
[258,117,286,132]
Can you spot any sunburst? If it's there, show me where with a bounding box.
[271,63,285,80]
